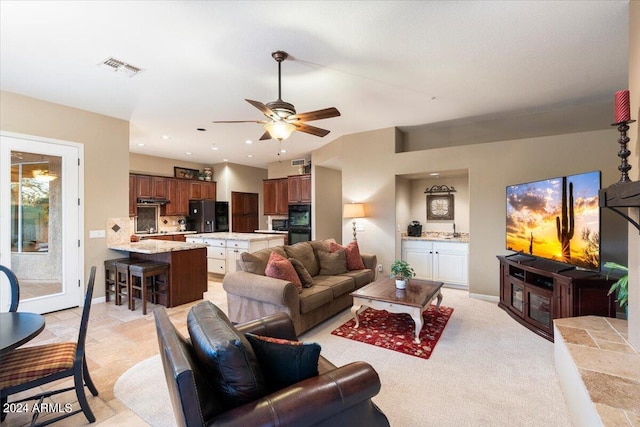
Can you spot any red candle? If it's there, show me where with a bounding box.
[614,90,630,123]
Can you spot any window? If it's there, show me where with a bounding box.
[11,161,54,253]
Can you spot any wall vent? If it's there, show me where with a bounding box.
[99,57,144,77]
[291,159,305,166]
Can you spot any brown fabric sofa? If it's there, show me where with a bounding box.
[223,239,377,335]
[153,302,390,427]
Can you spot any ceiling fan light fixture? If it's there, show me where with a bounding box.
[264,121,295,141]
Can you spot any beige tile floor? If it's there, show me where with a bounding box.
[3,277,228,427]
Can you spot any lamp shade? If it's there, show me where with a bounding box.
[343,203,365,218]
[264,121,296,141]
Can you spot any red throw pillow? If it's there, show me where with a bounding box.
[330,241,366,270]
[265,252,302,292]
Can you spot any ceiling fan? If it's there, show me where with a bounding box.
[214,51,340,142]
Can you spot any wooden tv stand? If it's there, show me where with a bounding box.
[497,255,616,341]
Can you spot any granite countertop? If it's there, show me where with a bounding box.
[254,229,288,234]
[108,240,206,254]
[135,231,198,237]
[402,232,470,243]
[188,232,286,241]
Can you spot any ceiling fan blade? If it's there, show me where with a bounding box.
[259,131,272,141]
[292,122,331,138]
[213,120,267,124]
[245,99,280,121]
[289,107,341,122]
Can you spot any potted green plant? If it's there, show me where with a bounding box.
[390,259,415,289]
[604,261,628,317]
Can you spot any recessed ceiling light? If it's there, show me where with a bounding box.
[211,146,219,151]
[280,149,287,153]
[162,135,170,140]
[223,159,228,162]
[137,143,145,147]
[247,154,253,158]
[197,128,206,132]
[185,152,192,155]
[245,140,253,144]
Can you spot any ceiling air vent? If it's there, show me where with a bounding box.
[99,57,144,78]
[291,159,305,167]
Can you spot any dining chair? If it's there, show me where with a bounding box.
[0,266,98,425]
[0,265,20,312]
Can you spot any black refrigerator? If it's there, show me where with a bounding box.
[187,201,229,233]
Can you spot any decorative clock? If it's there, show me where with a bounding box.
[427,194,454,220]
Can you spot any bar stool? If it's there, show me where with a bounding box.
[104,258,128,305]
[115,259,149,310]
[129,262,169,315]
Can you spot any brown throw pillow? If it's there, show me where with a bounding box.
[284,242,319,277]
[265,251,303,292]
[289,257,314,287]
[330,241,366,270]
[316,249,348,275]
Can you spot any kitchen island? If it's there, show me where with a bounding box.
[108,240,207,308]
[186,232,285,274]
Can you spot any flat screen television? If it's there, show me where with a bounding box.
[506,170,601,270]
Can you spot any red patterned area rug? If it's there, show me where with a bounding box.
[331,305,454,360]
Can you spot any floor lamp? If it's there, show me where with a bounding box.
[343,203,365,240]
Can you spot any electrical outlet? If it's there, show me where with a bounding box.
[89,230,105,239]
[377,264,383,272]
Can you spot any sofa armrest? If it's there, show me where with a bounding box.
[234,312,298,341]
[361,253,377,271]
[222,271,300,309]
[209,362,385,427]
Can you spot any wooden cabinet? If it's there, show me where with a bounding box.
[139,233,189,242]
[288,174,311,204]
[135,175,167,199]
[189,181,216,200]
[263,178,289,215]
[498,255,616,341]
[165,178,190,216]
[401,240,468,287]
[129,175,137,216]
[231,192,259,232]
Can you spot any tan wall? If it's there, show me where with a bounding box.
[0,91,129,300]
[316,127,625,298]
[627,1,639,348]
[410,175,470,234]
[267,154,310,179]
[313,166,342,242]
[214,162,267,229]
[130,152,206,176]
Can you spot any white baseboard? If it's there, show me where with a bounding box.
[469,293,499,302]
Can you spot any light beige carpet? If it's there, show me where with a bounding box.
[115,288,571,426]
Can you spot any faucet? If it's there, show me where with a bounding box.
[452,223,458,237]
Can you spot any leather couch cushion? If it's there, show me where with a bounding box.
[289,257,314,287]
[245,333,320,392]
[187,301,267,409]
[265,252,302,292]
[330,241,366,270]
[317,249,348,275]
[284,242,319,277]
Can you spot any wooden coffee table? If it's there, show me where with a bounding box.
[350,277,444,344]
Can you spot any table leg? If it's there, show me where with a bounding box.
[410,309,423,344]
[435,290,443,311]
[351,303,366,329]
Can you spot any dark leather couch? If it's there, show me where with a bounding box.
[153,304,390,427]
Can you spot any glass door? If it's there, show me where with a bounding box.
[0,134,81,313]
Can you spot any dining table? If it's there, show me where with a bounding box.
[0,312,45,357]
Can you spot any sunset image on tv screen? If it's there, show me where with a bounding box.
[506,171,600,270]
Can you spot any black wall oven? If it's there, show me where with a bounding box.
[288,204,311,243]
